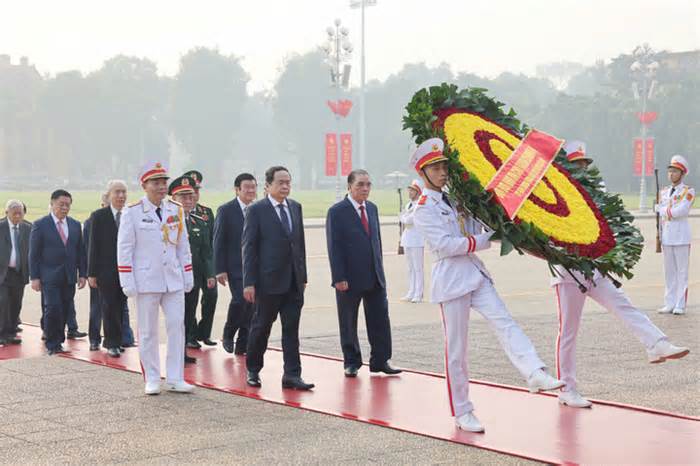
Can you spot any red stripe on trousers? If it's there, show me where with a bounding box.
[439,305,455,416]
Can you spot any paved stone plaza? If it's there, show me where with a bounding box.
[1,216,697,464]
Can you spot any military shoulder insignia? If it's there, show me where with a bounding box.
[169,199,182,206]
[417,195,428,206]
[191,213,205,222]
[128,200,142,207]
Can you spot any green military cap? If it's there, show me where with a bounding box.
[168,175,197,196]
[182,170,203,189]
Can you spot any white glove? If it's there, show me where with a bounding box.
[122,287,137,298]
[473,232,493,252]
[184,283,194,293]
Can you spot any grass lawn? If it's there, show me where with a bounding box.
[1,189,656,223]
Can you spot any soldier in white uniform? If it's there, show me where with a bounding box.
[656,155,695,315]
[552,144,689,409]
[400,179,425,303]
[117,161,195,395]
[411,138,564,433]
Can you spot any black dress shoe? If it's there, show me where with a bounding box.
[119,347,125,353]
[15,327,23,333]
[41,333,46,341]
[54,345,67,354]
[222,340,234,354]
[89,343,100,351]
[107,348,121,358]
[247,371,261,387]
[369,362,402,375]
[121,342,137,348]
[201,338,217,346]
[282,376,315,390]
[186,340,201,349]
[185,354,197,364]
[67,331,87,339]
[344,366,359,378]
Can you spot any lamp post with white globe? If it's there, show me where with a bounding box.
[630,43,660,212]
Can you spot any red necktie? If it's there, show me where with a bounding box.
[57,220,68,246]
[359,205,369,235]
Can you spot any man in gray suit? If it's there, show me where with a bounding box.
[0,200,31,345]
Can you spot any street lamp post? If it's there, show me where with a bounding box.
[630,43,659,213]
[350,0,377,170]
[323,19,353,201]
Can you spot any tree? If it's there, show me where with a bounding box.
[170,47,249,185]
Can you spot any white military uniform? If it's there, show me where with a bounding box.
[550,266,666,391]
[414,187,546,417]
[400,195,425,301]
[657,181,695,311]
[117,196,193,384]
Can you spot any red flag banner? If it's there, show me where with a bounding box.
[633,138,643,176]
[340,133,352,176]
[486,129,563,220]
[325,133,338,176]
[645,138,654,176]
[633,138,654,176]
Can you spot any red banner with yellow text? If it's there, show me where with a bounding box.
[325,133,338,176]
[340,133,352,176]
[486,129,564,220]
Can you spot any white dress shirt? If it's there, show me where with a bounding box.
[50,212,69,241]
[237,197,251,218]
[268,194,292,231]
[347,195,366,218]
[8,220,19,268]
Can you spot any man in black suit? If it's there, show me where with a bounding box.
[29,190,87,355]
[242,166,313,390]
[87,181,128,358]
[0,200,31,345]
[214,173,257,355]
[326,169,401,377]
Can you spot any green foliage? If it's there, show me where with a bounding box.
[402,83,645,280]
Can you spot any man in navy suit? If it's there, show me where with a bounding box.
[326,169,401,377]
[29,190,87,355]
[214,173,257,355]
[242,166,313,390]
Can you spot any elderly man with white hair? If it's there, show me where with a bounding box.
[86,180,130,357]
[0,200,31,345]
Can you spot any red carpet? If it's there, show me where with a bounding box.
[2,325,698,465]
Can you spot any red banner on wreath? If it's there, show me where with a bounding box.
[325,133,338,176]
[340,133,352,176]
[486,129,563,220]
[633,138,654,176]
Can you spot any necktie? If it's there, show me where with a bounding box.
[442,193,452,208]
[115,211,121,230]
[670,187,676,197]
[277,204,291,235]
[12,225,20,272]
[359,205,370,235]
[57,220,68,246]
[155,207,162,221]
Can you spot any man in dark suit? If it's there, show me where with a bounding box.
[326,169,401,377]
[242,166,313,390]
[29,189,87,355]
[214,173,257,355]
[87,181,129,357]
[0,200,31,345]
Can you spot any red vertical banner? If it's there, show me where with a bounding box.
[645,138,654,176]
[325,133,338,176]
[633,138,643,176]
[340,133,352,176]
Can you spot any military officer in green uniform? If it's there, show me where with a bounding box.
[169,175,216,351]
[183,170,218,347]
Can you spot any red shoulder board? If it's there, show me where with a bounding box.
[417,195,428,206]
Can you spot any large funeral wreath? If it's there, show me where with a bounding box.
[403,83,644,283]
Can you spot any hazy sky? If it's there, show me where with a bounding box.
[3,0,698,92]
